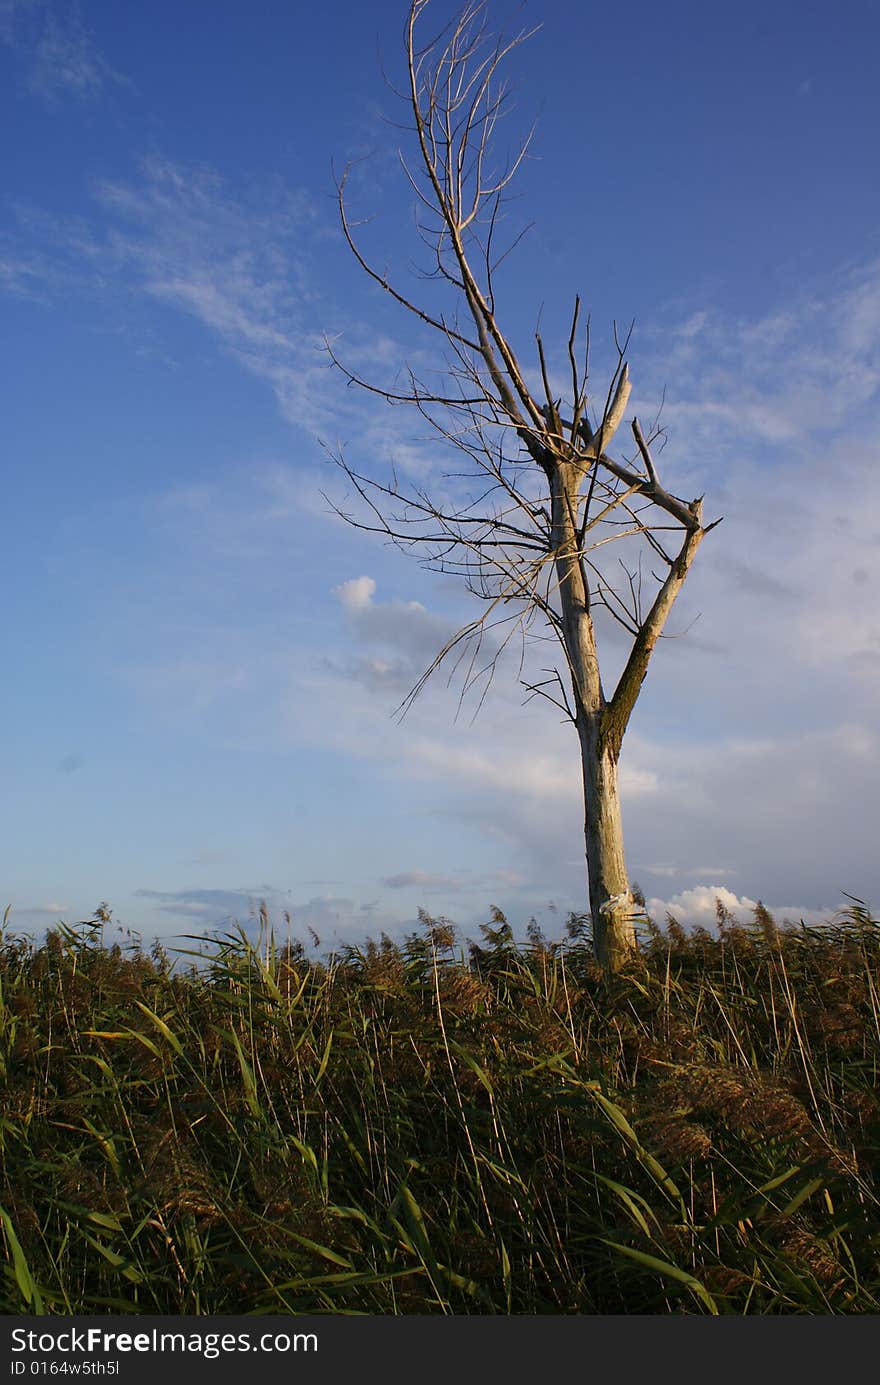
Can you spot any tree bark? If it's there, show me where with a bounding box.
[578,714,638,972]
[551,468,639,973]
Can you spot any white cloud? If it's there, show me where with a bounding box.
[646,885,757,927]
[334,575,376,611]
[645,884,835,932]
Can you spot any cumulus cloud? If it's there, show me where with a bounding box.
[644,884,834,932]
[645,885,758,929]
[327,574,464,698]
[334,575,376,611]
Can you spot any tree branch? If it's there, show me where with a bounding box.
[603,517,707,757]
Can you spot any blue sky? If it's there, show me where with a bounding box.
[2,0,879,948]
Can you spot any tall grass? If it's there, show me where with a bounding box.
[1,899,879,1314]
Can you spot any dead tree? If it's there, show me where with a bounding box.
[328,0,720,972]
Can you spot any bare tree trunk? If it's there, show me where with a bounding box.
[550,473,638,971]
[578,715,638,971]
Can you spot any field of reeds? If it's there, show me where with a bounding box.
[1,898,879,1315]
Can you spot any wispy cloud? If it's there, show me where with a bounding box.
[1,0,40,48]
[0,248,56,300]
[134,885,407,947]
[141,337,880,919]
[380,868,523,894]
[2,1,127,104]
[134,886,270,922]
[3,155,335,425]
[30,13,126,102]
[7,140,877,924]
[640,863,737,881]
[93,157,320,380]
[2,150,460,498]
[640,258,880,474]
[181,850,231,868]
[11,900,70,919]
